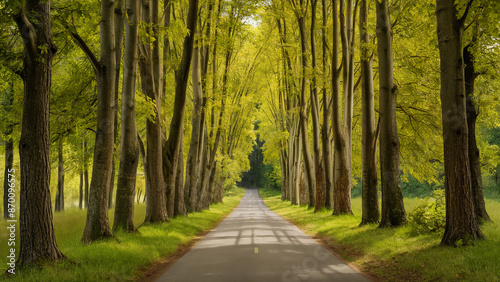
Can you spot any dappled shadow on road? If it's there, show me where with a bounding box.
[158,188,370,282]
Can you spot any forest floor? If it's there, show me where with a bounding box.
[0,186,245,281]
[259,188,500,281]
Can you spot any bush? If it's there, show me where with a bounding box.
[408,189,446,235]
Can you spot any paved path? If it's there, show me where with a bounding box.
[158,188,370,282]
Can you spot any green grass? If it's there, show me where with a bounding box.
[259,188,500,281]
[0,186,245,281]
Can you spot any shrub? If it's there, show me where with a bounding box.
[408,189,446,234]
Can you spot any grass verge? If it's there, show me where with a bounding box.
[0,186,245,281]
[259,188,500,281]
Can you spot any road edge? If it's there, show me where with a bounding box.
[135,190,246,282]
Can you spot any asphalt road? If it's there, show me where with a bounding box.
[157,188,371,282]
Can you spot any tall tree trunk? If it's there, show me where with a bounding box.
[196,132,211,210]
[3,132,13,219]
[109,160,115,209]
[360,0,379,225]
[109,0,126,210]
[82,0,117,243]
[175,135,187,216]
[13,0,65,265]
[55,137,65,212]
[340,0,355,174]
[464,44,491,223]
[332,0,353,215]
[79,171,84,209]
[277,17,298,204]
[162,0,176,218]
[291,127,302,205]
[296,1,316,208]
[321,0,333,210]
[310,0,324,212]
[208,161,218,204]
[164,0,199,215]
[140,0,168,224]
[280,149,288,200]
[184,43,203,212]
[377,0,406,227]
[437,0,484,246]
[84,140,89,209]
[113,0,141,232]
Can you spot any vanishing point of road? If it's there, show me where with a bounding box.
[157,188,371,282]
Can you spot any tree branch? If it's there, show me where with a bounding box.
[68,30,100,73]
[13,9,37,64]
[459,0,474,27]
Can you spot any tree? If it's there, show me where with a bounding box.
[360,0,379,225]
[292,0,316,208]
[139,0,169,224]
[54,136,65,212]
[320,0,333,210]
[163,0,199,214]
[81,0,121,243]
[12,0,65,265]
[436,0,484,246]
[79,172,83,209]
[109,0,126,210]
[184,41,203,213]
[113,0,141,232]
[376,0,406,227]
[84,140,90,209]
[464,42,490,223]
[332,0,353,215]
[310,0,324,211]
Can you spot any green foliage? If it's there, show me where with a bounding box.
[408,189,446,235]
[351,174,440,199]
[400,174,442,198]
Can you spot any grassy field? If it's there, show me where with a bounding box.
[259,188,500,281]
[0,186,244,281]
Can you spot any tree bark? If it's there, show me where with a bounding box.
[82,0,117,243]
[377,0,406,227]
[109,0,126,210]
[139,0,169,224]
[113,0,141,232]
[79,171,84,209]
[321,0,333,210]
[55,137,65,212]
[360,0,379,225]
[332,0,353,215]
[277,17,299,204]
[340,0,355,174]
[14,0,65,265]
[292,127,303,205]
[436,0,484,246]
[164,0,199,214]
[84,140,89,209]
[175,135,187,216]
[310,0,324,212]
[296,0,316,208]
[184,43,203,212]
[464,44,491,223]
